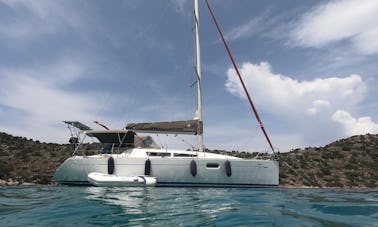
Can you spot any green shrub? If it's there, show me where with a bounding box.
[0,160,12,179]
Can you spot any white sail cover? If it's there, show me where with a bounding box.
[125,120,203,135]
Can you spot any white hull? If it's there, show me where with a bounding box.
[54,149,279,187]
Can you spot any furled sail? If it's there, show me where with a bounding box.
[125,120,203,135]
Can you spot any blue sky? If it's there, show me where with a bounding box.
[0,0,377,152]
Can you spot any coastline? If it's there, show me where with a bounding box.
[1,132,377,188]
[1,179,375,190]
[0,179,55,186]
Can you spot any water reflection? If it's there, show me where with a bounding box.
[84,187,237,225]
[1,187,377,226]
[83,187,378,226]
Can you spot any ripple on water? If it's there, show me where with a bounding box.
[0,187,377,226]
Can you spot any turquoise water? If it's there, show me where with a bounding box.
[0,186,377,226]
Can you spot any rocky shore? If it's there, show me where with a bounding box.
[0,132,377,188]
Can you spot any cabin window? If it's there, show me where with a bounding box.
[206,163,219,168]
[147,152,170,157]
[174,153,197,157]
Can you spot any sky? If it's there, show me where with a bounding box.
[0,0,377,152]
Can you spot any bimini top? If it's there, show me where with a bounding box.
[84,130,157,148]
[125,120,203,135]
[64,121,92,130]
[85,130,134,144]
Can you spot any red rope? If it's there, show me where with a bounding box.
[94,121,110,131]
[205,0,275,153]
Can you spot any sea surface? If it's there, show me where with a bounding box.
[0,186,377,226]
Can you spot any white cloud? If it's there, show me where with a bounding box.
[225,61,372,146]
[306,99,330,116]
[226,62,366,117]
[1,0,55,18]
[0,60,106,142]
[0,0,86,39]
[352,27,378,55]
[290,0,378,55]
[332,110,378,135]
[224,11,271,42]
[0,75,92,121]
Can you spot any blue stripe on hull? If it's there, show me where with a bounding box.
[58,181,278,188]
[156,182,278,188]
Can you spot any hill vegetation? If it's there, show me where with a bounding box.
[0,132,98,185]
[0,132,377,188]
[279,134,377,188]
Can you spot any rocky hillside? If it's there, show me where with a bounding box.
[0,132,99,185]
[0,132,377,187]
[279,134,377,188]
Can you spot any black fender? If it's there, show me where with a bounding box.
[190,160,197,177]
[225,160,232,177]
[108,156,115,174]
[145,159,151,176]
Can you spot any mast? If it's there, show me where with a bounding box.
[194,0,204,152]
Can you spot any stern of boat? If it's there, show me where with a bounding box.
[54,157,91,185]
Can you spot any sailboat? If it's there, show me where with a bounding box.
[54,0,279,187]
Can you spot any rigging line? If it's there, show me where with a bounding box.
[190,79,198,88]
[174,134,196,150]
[188,28,198,110]
[281,160,315,187]
[94,121,110,131]
[190,12,200,99]
[67,124,74,137]
[155,134,164,149]
[176,5,198,117]
[205,0,275,154]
